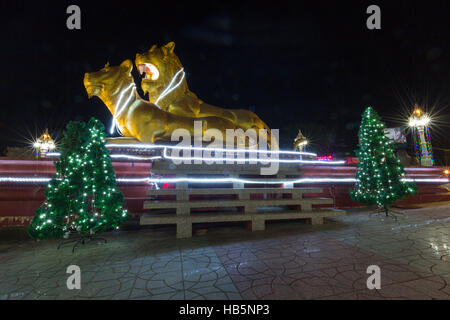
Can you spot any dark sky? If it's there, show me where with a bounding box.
[1,0,448,159]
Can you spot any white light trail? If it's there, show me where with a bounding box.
[162,148,346,164]
[0,176,447,184]
[105,143,317,157]
[110,83,136,134]
[142,177,358,184]
[155,68,185,105]
[110,154,162,161]
[0,177,53,183]
[45,152,161,161]
[402,178,449,183]
[404,168,443,171]
[46,148,344,164]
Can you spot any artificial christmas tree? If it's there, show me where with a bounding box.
[28,118,128,248]
[350,107,416,217]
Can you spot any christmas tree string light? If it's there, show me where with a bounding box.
[350,107,417,214]
[28,118,128,240]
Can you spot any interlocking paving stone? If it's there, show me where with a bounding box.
[0,204,449,299]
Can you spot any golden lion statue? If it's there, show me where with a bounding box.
[135,42,273,145]
[84,60,245,144]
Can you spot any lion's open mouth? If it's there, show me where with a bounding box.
[138,63,160,81]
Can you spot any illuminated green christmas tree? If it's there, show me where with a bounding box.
[350,107,416,213]
[28,118,128,239]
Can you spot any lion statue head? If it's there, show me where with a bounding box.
[135,42,188,104]
[83,59,133,113]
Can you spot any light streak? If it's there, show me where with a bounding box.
[142,177,358,184]
[110,154,162,161]
[162,148,346,164]
[105,143,317,156]
[45,148,344,164]
[155,68,185,105]
[0,177,53,183]
[46,152,161,161]
[0,176,447,184]
[402,178,449,183]
[109,83,135,134]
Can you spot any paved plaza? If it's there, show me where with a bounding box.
[0,204,449,300]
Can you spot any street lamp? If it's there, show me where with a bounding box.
[33,129,56,158]
[408,107,434,167]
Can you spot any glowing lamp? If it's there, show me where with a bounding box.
[409,114,431,127]
[413,108,423,117]
[33,129,56,158]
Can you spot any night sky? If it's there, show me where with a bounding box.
[1,0,448,161]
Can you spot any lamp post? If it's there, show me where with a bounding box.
[408,107,434,167]
[33,129,56,158]
[293,129,308,152]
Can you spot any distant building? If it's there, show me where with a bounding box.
[4,146,36,159]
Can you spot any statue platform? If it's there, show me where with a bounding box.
[104,138,345,238]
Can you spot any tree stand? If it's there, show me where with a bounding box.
[369,206,404,222]
[57,235,107,253]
